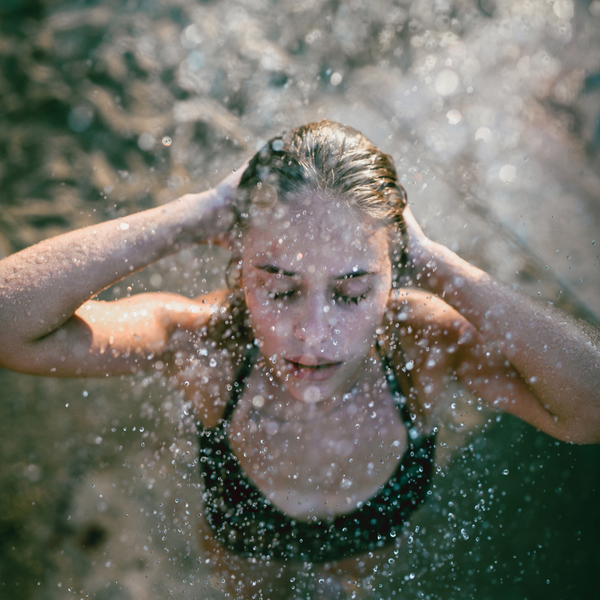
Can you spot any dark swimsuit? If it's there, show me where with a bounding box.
[198,345,436,563]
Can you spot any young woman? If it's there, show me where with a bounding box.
[0,121,598,599]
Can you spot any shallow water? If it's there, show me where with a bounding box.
[1,0,599,598]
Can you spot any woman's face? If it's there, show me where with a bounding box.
[241,194,393,405]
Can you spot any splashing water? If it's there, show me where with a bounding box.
[1,1,599,598]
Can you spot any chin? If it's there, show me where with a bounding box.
[287,373,350,405]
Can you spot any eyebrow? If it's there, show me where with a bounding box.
[255,264,376,280]
[334,269,375,281]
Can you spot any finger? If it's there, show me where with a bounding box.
[225,159,250,186]
[216,160,250,202]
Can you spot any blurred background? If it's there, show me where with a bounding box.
[0,0,599,598]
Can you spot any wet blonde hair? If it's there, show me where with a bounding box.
[234,120,409,285]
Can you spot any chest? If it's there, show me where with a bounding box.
[226,388,410,519]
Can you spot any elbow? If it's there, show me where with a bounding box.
[548,413,600,445]
[572,421,600,445]
[552,430,600,446]
[546,384,600,445]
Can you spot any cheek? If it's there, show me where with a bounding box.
[333,305,384,338]
[336,296,389,340]
[245,294,292,340]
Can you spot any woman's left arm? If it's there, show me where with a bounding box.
[403,207,600,444]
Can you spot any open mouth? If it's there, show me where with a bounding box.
[284,357,343,381]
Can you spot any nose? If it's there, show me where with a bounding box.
[293,297,332,345]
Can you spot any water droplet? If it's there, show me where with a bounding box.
[446,109,462,124]
[503,469,509,475]
[475,127,492,142]
[340,476,353,490]
[162,136,172,147]
[330,72,343,86]
[499,164,517,183]
[265,420,279,435]
[24,464,41,482]
[209,358,217,367]
[252,395,265,408]
[68,105,94,133]
[303,386,321,403]
[553,0,574,19]
[138,133,156,151]
[435,69,459,96]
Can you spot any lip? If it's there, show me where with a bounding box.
[284,356,343,381]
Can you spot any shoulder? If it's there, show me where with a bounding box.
[166,289,252,428]
[381,288,470,428]
[166,289,249,350]
[385,288,468,346]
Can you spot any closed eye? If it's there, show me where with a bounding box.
[333,292,368,306]
[269,290,300,301]
[267,290,369,305]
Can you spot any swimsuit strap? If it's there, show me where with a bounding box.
[221,343,260,422]
[376,341,414,431]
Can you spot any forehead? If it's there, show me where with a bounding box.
[242,195,389,274]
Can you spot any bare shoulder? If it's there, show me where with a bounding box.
[382,288,470,428]
[385,288,468,350]
[164,288,234,351]
[390,288,465,327]
[169,288,251,351]
[167,290,253,428]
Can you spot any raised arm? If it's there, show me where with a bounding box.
[0,167,242,377]
[402,206,600,444]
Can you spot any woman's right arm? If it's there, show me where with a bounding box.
[0,168,242,377]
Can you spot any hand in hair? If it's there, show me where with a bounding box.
[177,159,249,248]
[399,205,439,289]
[399,204,600,444]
